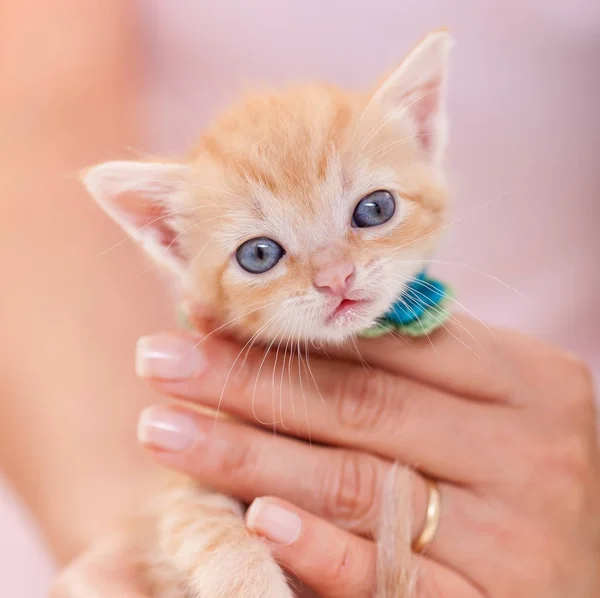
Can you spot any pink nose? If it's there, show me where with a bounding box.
[314,261,355,297]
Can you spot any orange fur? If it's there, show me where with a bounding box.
[180,79,449,341]
[83,30,453,598]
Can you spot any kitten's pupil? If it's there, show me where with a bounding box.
[256,246,265,260]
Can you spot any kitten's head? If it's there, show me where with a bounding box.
[84,30,452,344]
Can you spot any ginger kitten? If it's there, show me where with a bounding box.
[83,30,452,598]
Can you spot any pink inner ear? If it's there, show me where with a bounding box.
[116,191,183,257]
[413,81,439,153]
[401,79,441,156]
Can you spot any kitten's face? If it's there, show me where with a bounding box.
[84,30,451,345]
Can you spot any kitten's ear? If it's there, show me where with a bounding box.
[82,161,194,275]
[372,29,453,165]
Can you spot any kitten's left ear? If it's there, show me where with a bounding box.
[82,160,195,276]
[372,29,453,165]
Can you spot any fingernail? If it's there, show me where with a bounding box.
[137,407,201,452]
[246,499,301,545]
[136,335,205,380]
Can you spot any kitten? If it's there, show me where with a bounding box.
[83,29,452,598]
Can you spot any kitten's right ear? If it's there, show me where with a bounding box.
[82,160,194,276]
[372,29,453,166]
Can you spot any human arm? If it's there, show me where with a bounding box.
[0,0,172,565]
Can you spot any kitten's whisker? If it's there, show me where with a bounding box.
[398,283,484,361]
[273,321,292,432]
[349,334,371,372]
[184,297,285,354]
[367,132,427,162]
[397,258,524,297]
[238,302,290,371]
[402,275,501,348]
[251,313,288,427]
[268,324,284,432]
[391,287,439,357]
[238,310,284,372]
[297,317,311,445]
[213,308,285,429]
[401,284,482,351]
[368,132,420,155]
[387,329,411,346]
[350,73,440,150]
[162,215,223,254]
[185,180,248,202]
[387,271,500,348]
[358,85,442,154]
[349,93,379,147]
[390,270,476,352]
[279,324,293,432]
[286,319,300,430]
[188,231,220,270]
[302,331,326,409]
[390,191,510,255]
[100,204,218,256]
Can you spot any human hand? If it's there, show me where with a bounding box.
[135,316,600,597]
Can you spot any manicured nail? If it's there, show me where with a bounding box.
[246,499,301,545]
[137,407,200,452]
[136,335,205,380]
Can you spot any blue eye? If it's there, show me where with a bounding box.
[236,237,285,274]
[352,190,396,228]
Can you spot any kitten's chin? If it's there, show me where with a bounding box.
[312,302,383,344]
[299,293,396,344]
[251,292,395,345]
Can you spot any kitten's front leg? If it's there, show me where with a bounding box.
[143,479,294,598]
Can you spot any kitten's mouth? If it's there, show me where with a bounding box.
[326,298,372,325]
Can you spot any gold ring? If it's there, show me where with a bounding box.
[412,478,442,553]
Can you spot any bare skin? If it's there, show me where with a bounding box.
[0,0,171,564]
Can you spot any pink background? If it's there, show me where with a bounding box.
[2,0,599,595]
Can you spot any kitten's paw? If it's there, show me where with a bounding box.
[183,539,295,598]
[146,484,295,597]
[150,549,295,598]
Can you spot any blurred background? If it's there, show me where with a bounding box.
[1,0,598,595]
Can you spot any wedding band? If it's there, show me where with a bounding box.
[412,478,442,553]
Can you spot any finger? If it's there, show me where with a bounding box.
[246,497,481,598]
[138,405,489,580]
[336,313,516,401]
[138,405,425,538]
[137,333,515,482]
[184,305,515,401]
[248,497,375,598]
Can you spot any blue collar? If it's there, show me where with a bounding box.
[362,270,453,338]
[383,270,448,325]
